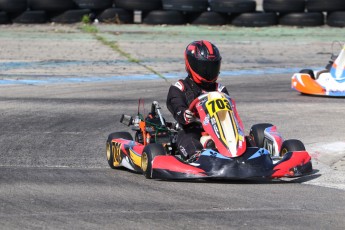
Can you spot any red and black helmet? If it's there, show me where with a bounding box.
[185,40,222,84]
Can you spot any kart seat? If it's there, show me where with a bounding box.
[315,69,330,79]
[145,113,165,127]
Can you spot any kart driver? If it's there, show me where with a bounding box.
[166,40,229,160]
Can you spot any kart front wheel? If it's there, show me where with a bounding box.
[280,139,306,157]
[141,143,166,179]
[106,132,133,169]
[249,123,273,148]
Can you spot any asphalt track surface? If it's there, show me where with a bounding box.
[1,24,345,229]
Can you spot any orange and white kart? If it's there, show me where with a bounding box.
[291,44,345,97]
[106,92,313,180]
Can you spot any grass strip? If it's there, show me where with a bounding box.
[80,24,167,81]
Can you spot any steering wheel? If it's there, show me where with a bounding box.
[188,97,200,118]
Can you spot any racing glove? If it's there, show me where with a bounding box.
[183,109,197,124]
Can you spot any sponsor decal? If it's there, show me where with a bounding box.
[179,146,188,158]
[213,125,220,138]
[217,83,225,92]
[328,90,345,96]
[174,81,184,91]
[203,115,210,125]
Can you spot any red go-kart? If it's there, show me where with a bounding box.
[106,92,312,180]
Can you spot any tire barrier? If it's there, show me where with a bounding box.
[187,11,227,25]
[28,0,76,12]
[0,11,9,24]
[143,10,185,25]
[209,0,256,14]
[263,0,305,13]
[306,0,345,12]
[0,0,343,27]
[279,12,324,27]
[97,8,133,24]
[231,12,278,27]
[50,9,91,24]
[74,0,113,10]
[162,0,208,12]
[114,0,162,11]
[327,11,345,27]
[0,0,27,13]
[12,10,48,24]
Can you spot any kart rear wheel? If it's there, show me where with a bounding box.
[280,139,306,157]
[141,143,166,179]
[106,132,133,169]
[249,123,273,148]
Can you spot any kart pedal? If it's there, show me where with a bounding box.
[187,151,201,163]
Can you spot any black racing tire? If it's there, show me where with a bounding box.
[280,139,306,157]
[279,12,324,27]
[209,0,256,14]
[141,143,166,179]
[73,0,113,10]
[231,12,277,27]
[299,69,315,80]
[162,0,209,12]
[249,123,273,148]
[306,0,345,12]
[106,132,133,169]
[327,11,345,27]
[114,0,162,11]
[143,10,185,25]
[97,8,133,24]
[50,9,91,24]
[0,11,10,24]
[187,11,227,25]
[12,10,48,24]
[28,0,76,12]
[0,0,27,13]
[263,0,305,13]
[107,132,133,142]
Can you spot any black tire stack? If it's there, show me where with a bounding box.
[0,0,344,27]
[214,0,278,27]
[306,0,345,27]
[0,0,27,24]
[139,0,277,26]
[263,0,324,27]
[263,0,345,27]
[0,0,134,24]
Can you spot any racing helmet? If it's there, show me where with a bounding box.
[185,40,222,85]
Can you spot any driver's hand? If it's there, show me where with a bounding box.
[184,109,197,124]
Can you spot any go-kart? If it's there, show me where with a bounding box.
[291,43,345,97]
[106,92,312,180]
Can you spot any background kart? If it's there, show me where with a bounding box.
[106,92,312,180]
[291,43,345,97]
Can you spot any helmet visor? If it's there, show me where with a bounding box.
[190,58,221,82]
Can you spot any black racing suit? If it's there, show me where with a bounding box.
[166,76,229,159]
